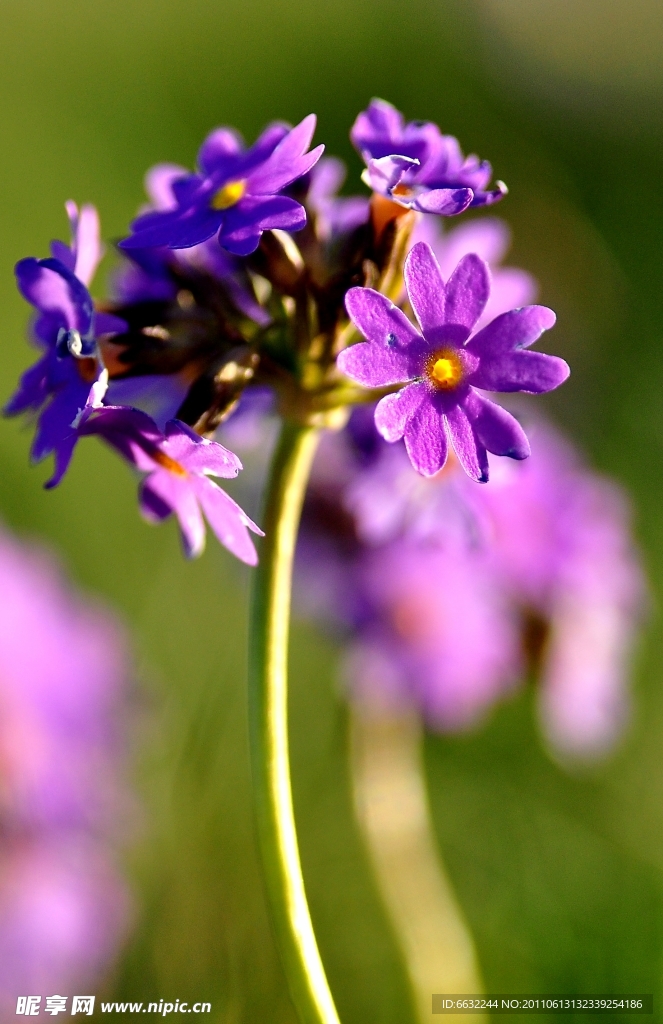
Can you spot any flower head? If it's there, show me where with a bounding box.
[337,241,569,480]
[351,99,506,215]
[77,406,263,562]
[120,116,324,257]
[5,204,125,487]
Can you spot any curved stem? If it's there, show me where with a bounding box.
[248,419,341,1024]
[350,705,484,1023]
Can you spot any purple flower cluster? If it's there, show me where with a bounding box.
[0,525,131,1005]
[259,217,639,757]
[6,99,568,562]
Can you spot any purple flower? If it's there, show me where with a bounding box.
[337,241,569,480]
[0,525,131,1000]
[77,406,263,562]
[120,116,324,257]
[5,204,125,487]
[113,163,271,325]
[351,99,505,215]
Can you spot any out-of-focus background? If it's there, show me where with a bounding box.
[1,0,663,1019]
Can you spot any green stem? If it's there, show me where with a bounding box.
[248,419,341,1024]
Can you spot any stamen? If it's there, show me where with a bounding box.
[428,349,464,390]
[392,183,414,200]
[152,449,188,477]
[210,179,247,211]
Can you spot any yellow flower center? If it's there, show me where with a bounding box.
[428,349,464,390]
[153,450,188,477]
[210,179,247,210]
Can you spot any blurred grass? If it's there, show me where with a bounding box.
[1,0,663,1020]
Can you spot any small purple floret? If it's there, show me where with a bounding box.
[77,406,263,563]
[337,241,569,481]
[114,163,271,326]
[120,116,324,257]
[351,99,506,214]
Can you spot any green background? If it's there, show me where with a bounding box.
[1,0,663,1019]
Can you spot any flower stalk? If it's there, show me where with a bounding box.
[248,418,340,1024]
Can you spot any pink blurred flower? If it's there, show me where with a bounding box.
[0,528,131,1007]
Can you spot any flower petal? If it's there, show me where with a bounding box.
[403,394,448,476]
[105,375,188,431]
[31,375,90,463]
[227,194,306,233]
[70,202,103,287]
[139,477,172,522]
[413,187,473,216]
[145,163,189,211]
[403,242,446,335]
[362,155,418,195]
[164,420,242,478]
[16,258,93,337]
[465,304,567,393]
[469,351,570,394]
[248,115,323,194]
[462,391,530,459]
[445,401,489,482]
[193,475,262,566]
[4,355,50,416]
[44,434,78,490]
[143,471,206,558]
[340,290,428,386]
[121,207,222,250]
[466,305,557,356]
[77,405,164,472]
[374,381,428,441]
[198,127,244,176]
[444,253,491,331]
[351,99,405,157]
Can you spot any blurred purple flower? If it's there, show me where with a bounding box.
[5,204,125,487]
[476,427,646,756]
[78,405,263,562]
[0,527,131,1005]
[337,241,568,479]
[409,216,537,331]
[351,99,505,214]
[347,542,522,727]
[120,116,324,256]
[297,415,645,757]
